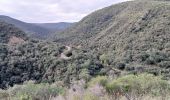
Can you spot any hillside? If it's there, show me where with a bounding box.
[0,21,103,89]
[0,0,169,88]
[0,0,170,99]
[0,15,73,39]
[0,20,28,44]
[54,0,170,46]
[54,0,170,79]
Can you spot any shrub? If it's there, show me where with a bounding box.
[81,60,92,68]
[116,62,126,70]
[0,90,9,100]
[88,76,108,87]
[79,69,91,81]
[99,52,114,65]
[145,52,167,65]
[83,92,99,100]
[158,61,170,68]
[100,53,109,65]
[1,81,65,100]
[104,73,170,100]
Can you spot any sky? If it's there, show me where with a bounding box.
[0,0,129,23]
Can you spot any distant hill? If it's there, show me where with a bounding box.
[0,15,74,39]
[35,22,73,32]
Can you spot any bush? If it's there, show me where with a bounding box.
[116,62,126,70]
[158,61,170,68]
[88,76,108,87]
[99,52,114,65]
[104,73,170,100]
[0,81,65,100]
[79,69,91,81]
[83,92,99,100]
[100,53,109,65]
[0,90,9,100]
[145,52,167,65]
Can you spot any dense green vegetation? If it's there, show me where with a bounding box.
[0,81,65,100]
[1,74,169,100]
[54,0,170,80]
[0,0,170,100]
[0,40,108,89]
[0,20,105,89]
[83,74,170,100]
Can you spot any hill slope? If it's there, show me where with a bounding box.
[0,20,28,43]
[0,20,103,89]
[1,0,170,90]
[54,0,170,78]
[54,0,170,46]
[1,0,170,99]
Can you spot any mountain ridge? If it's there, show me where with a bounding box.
[0,15,74,39]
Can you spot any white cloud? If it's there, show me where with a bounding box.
[0,0,129,23]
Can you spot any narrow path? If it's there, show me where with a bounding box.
[60,46,72,60]
[65,46,71,52]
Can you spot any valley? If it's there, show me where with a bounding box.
[0,0,170,100]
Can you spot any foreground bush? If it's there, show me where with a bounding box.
[0,74,170,100]
[0,81,65,100]
[104,74,170,100]
[88,76,108,87]
[86,74,170,100]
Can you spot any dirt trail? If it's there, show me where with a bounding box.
[60,46,72,60]
[8,36,25,45]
